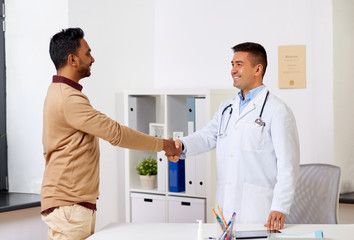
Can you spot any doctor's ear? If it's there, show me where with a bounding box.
[255,64,264,77]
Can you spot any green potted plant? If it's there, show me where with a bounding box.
[136,156,157,189]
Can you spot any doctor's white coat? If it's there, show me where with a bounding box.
[180,87,300,223]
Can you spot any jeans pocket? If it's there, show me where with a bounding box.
[62,205,74,222]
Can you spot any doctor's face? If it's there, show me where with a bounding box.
[231,51,261,96]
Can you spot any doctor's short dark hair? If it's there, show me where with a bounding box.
[232,42,268,77]
[49,28,85,70]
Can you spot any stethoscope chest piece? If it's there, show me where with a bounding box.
[254,118,265,127]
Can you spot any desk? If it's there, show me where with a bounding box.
[87,223,354,240]
[339,192,354,204]
[0,191,41,213]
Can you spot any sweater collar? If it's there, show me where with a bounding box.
[52,75,83,92]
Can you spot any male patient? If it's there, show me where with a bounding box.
[41,28,181,240]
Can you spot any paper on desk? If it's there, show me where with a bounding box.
[268,230,324,238]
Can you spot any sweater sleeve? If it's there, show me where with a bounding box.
[62,89,163,152]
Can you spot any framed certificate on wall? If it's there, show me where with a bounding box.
[278,45,306,89]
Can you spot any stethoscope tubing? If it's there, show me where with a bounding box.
[258,90,269,119]
[219,90,270,136]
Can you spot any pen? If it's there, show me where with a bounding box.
[218,212,235,240]
[212,208,226,231]
[226,212,236,240]
[217,205,228,227]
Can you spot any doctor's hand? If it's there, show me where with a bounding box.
[264,211,286,231]
[163,138,182,162]
[165,139,183,163]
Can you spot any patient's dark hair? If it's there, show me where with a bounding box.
[232,42,267,77]
[49,28,84,70]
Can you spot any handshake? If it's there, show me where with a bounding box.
[162,138,183,163]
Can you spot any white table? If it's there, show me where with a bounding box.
[87,223,354,240]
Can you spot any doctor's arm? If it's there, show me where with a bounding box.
[264,104,300,230]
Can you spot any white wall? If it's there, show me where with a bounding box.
[154,0,333,165]
[6,0,68,192]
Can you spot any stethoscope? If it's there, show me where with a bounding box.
[254,90,269,127]
[218,90,270,137]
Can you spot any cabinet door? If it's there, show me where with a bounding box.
[167,196,205,223]
[131,193,166,223]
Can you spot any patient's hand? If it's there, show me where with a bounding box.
[163,138,182,162]
[165,139,183,163]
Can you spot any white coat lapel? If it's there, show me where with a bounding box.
[234,87,268,123]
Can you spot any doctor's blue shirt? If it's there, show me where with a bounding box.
[238,85,265,114]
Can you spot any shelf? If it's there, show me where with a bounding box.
[121,90,213,223]
[129,188,207,199]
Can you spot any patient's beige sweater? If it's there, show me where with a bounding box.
[41,76,163,212]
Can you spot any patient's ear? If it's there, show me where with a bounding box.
[67,54,78,67]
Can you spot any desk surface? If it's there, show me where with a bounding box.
[88,223,354,240]
[339,192,354,204]
[0,192,41,213]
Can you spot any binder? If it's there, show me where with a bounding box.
[186,97,196,135]
[128,96,138,130]
[157,152,167,192]
[128,96,156,133]
[185,97,196,195]
[169,159,185,192]
[185,97,207,196]
[195,98,208,196]
[185,155,196,195]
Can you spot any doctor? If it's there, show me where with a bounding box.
[170,42,300,230]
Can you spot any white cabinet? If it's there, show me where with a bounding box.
[119,90,215,223]
[168,196,205,223]
[131,193,166,223]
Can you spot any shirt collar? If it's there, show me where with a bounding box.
[52,75,83,92]
[238,85,265,102]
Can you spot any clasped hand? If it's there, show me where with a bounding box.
[163,138,183,162]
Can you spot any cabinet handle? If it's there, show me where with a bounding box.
[189,181,192,185]
[159,158,163,162]
[130,107,134,111]
[199,181,203,185]
[181,201,191,206]
[144,198,153,203]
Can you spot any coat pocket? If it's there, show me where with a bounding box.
[241,123,265,152]
[239,182,273,223]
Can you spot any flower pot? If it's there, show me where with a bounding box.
[139,175,157,189]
